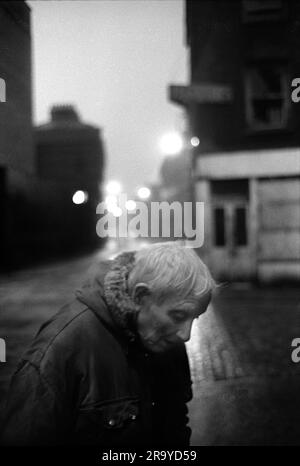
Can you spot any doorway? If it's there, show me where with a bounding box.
[210,179,255,280]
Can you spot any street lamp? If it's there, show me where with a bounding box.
[125,199,137,211]
[72,190,88,205]
[137,187,151,200]
[190,136,200,147]
[105,180,122,196]
[111,206,122,217]
[105,195,118,213]
[159,132,184,156]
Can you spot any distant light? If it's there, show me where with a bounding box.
[111,206,122,217]
[106,204,117,214]
[105,195,118,205]
[159,132,183,155]
[125,199,137,211]
[106,180,122,195]
[191,137,200,147]
[137,187,151,200]
[105,195,118,212]
[72,190,88,205]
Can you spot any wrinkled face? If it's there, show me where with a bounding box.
[136,292,211,353]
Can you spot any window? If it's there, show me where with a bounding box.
[245,65,289,130]
[214,207,226,247]
[233,207,248,246]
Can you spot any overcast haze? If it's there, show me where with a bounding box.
[28,0,188,196]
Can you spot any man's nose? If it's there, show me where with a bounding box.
[176,321,193,342]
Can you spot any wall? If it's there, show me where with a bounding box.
[257,177,300,281]
[187,0,300,153]
[0,2,34,174]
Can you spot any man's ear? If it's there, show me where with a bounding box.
[133,283,150,304]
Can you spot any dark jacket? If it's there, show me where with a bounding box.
[1,256,193,446]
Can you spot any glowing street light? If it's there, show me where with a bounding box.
[111,205,122,217]
[72,190,88,205]
[191,136,200,147]
[105,180,122,195]
[137,187,151,200]
[105,194,117,209]
[125,199,137,211]
[159,132,183,155]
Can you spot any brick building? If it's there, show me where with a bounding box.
[170,0,300,282]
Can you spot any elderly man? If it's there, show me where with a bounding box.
[1,242,215,446]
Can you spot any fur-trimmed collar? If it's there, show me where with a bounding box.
[76,251,141,342]
[103,251,141,341]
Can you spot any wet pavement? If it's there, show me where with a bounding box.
[187,285,300,445]
[1,245,300,445]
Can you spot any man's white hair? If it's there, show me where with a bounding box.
[128,241,216,304]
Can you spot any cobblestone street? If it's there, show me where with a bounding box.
[1,248,300,445]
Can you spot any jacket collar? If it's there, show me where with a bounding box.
[75,251,141,346]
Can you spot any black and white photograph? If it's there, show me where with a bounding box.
[0,0,300,452]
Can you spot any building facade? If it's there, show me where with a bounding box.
[0,1,34,267]
[35,105,105,253]
[170,0,300,282]
[0,2,105,267]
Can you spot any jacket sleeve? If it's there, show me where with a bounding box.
[0,359,69,445]
[152,342,193,446]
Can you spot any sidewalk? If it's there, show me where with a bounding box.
[187,285,300,445]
